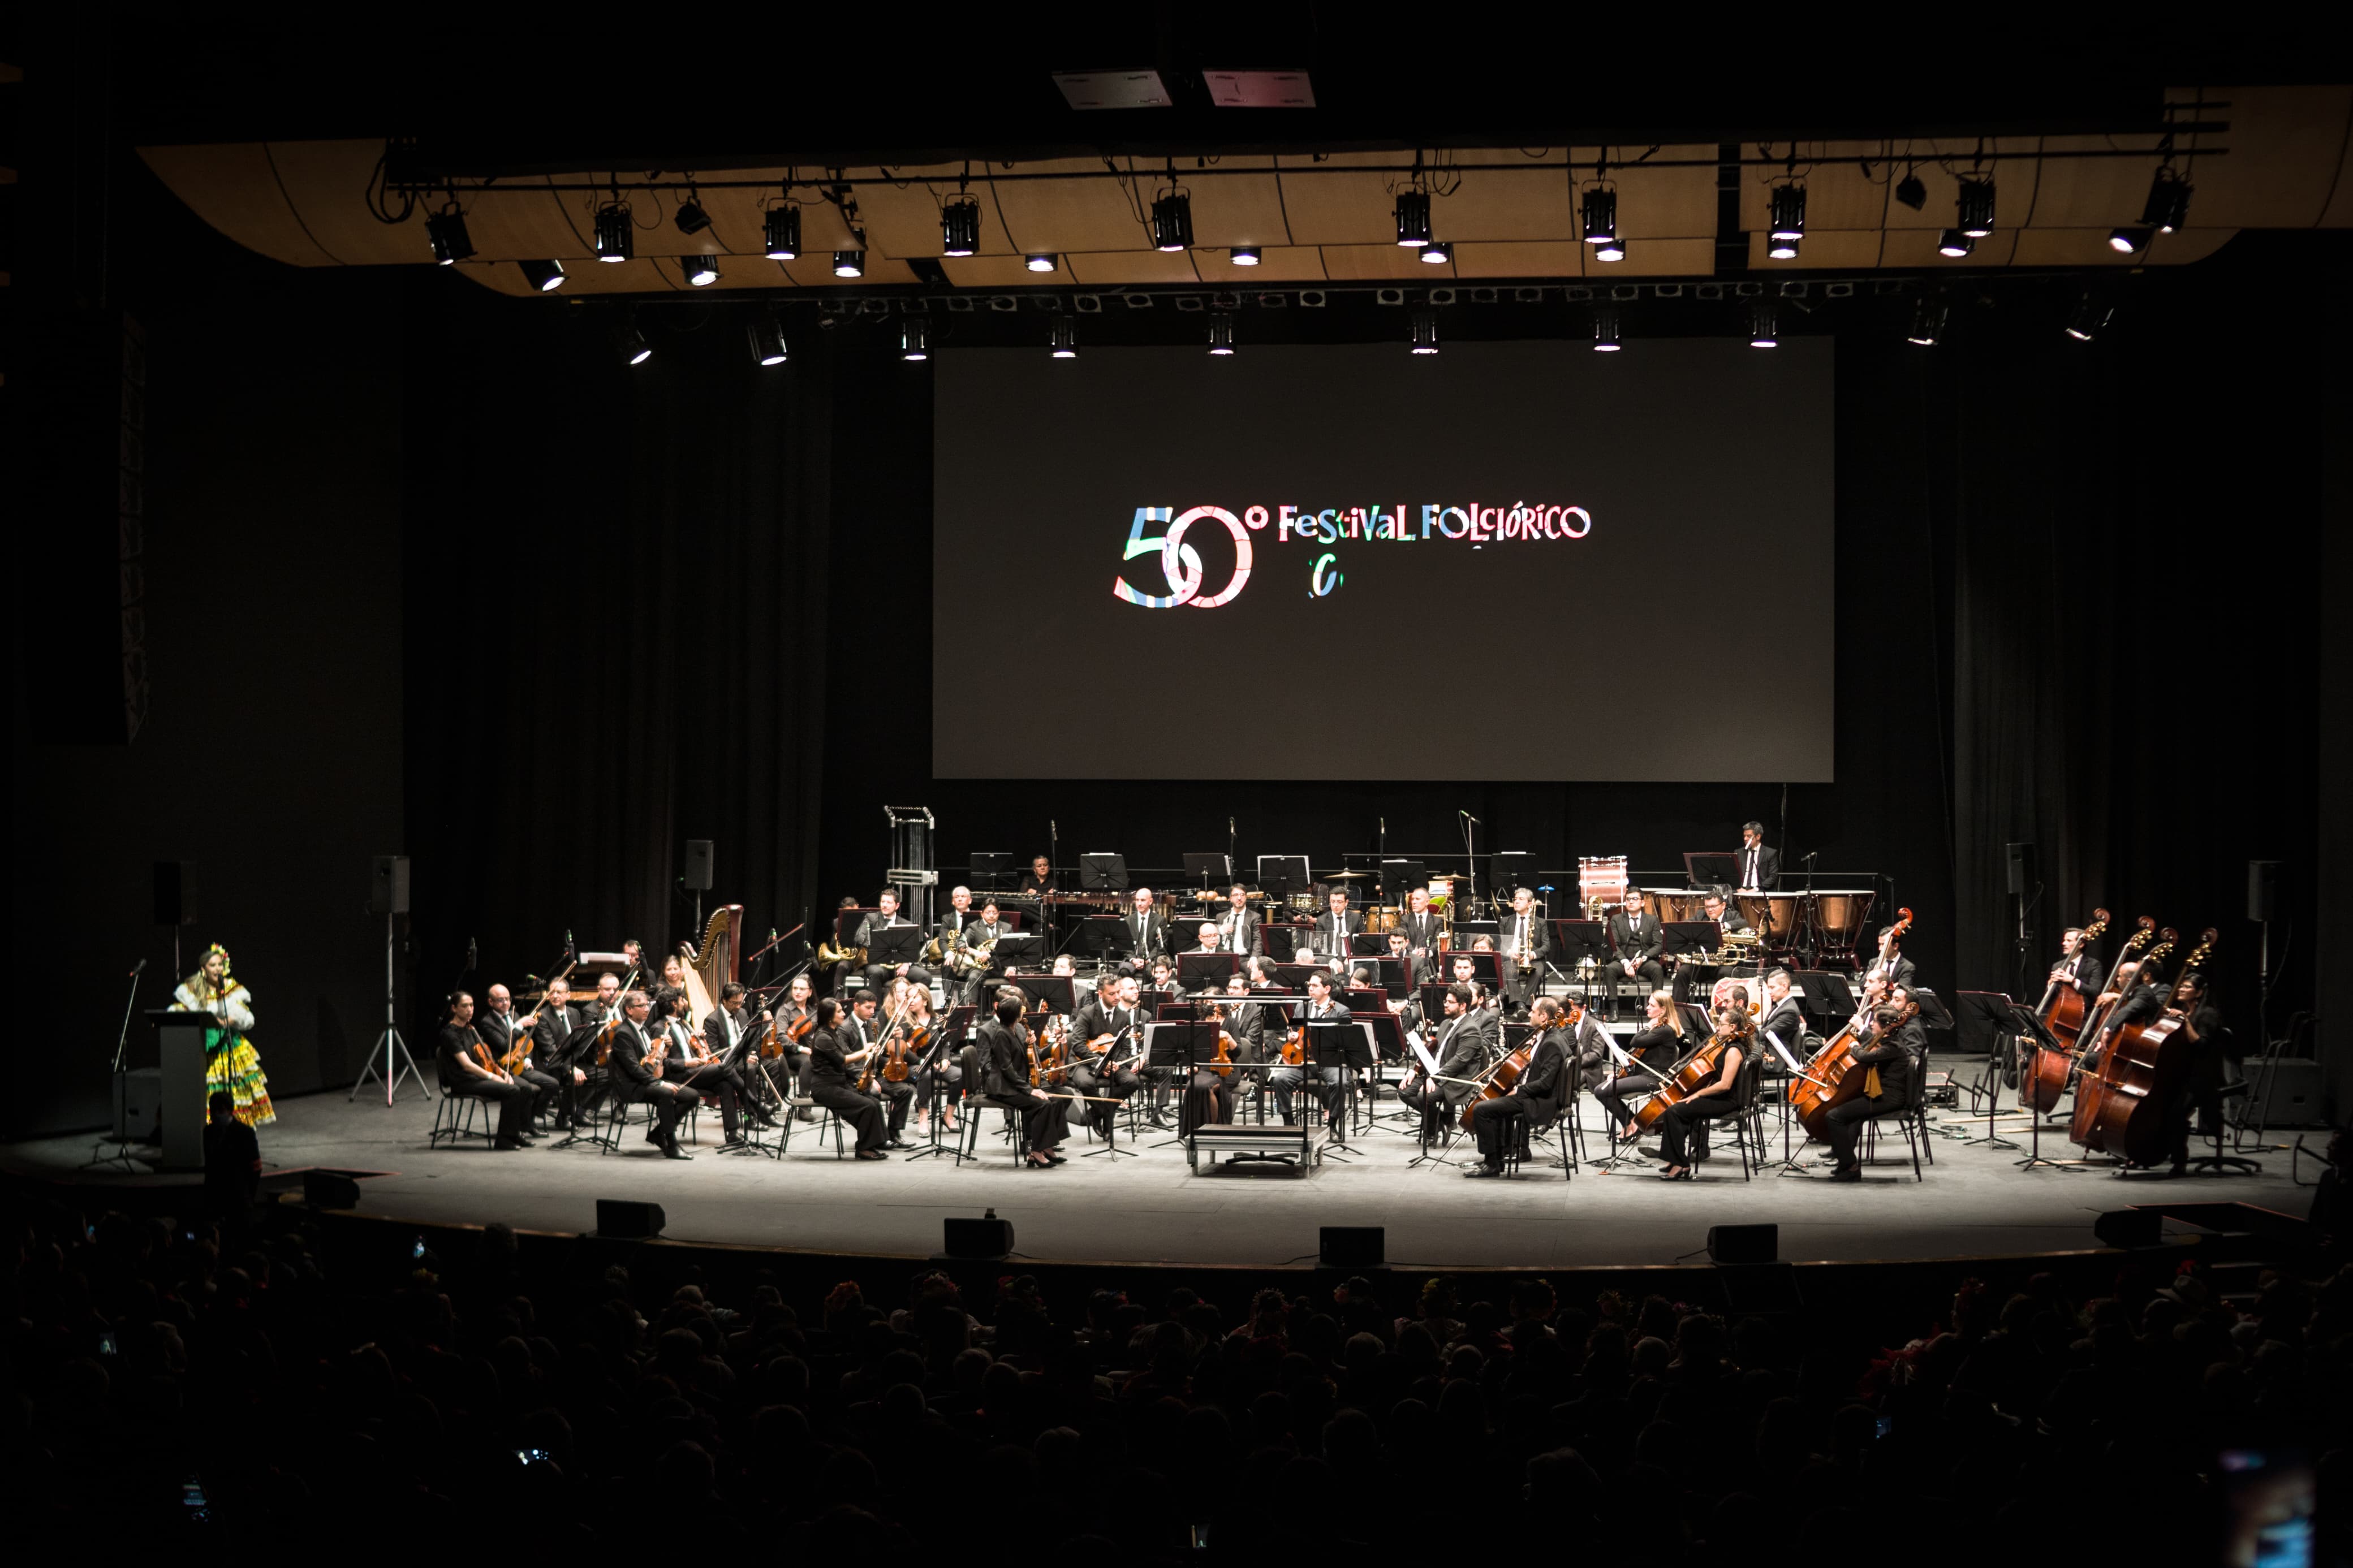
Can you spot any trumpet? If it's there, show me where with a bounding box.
[815,942,867,972]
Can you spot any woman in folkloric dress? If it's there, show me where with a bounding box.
[174,944,275,1126]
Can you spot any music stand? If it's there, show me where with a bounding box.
[1551,919,1609,1005]
[1906,986,1956,1033]
[869,926,923,970]
[1368,956,1413,999]
[837,907,879,944]
[1438,950,1502,990]
[993,932,1044,971]
[1179,952,1241,991]
[1259,922,1305,963]
[1348,932,1390,957]
[1270,961,1330,992]
[1257,854,1309,899]
[1951,990,2022,1150]
[1080,853,1130,891]
[1793,969,1854,1026]
[2003,1001,2089,1173]
[1183,853,1231,893]
[1308,1014,1374,1158]
[968,852,1014,893]
[1381,859,1427,905]
[1074,915,1131,966]
[1009,973,1076,1018]
[1493,851,1532,897]
[1683,851,1739,888]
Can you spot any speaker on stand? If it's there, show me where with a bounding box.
[354,856,426,1105]
[683,839,714,938]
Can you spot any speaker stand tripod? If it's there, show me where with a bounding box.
[353,911,425,1104]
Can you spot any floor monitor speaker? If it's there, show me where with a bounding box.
[943,1215,1015,1258]
[1705,1223,1778,1264]
[596,1199,666,1239]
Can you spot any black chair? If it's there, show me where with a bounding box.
[428,1079,495,1148]
[1716,1056,1766,1181]
[1861,1048,1929,1181]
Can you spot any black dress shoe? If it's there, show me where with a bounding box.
[494,1137,525,1151]
[884,1138,913,1151]
[662,1141,692,1160]
[1828,1165,1862,1182]
[1462,1164,1502,1178]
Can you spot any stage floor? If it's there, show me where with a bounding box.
[7,1061,2315,1268]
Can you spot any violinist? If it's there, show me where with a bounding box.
[803,996,890,1160]
[477,983,559,1130]
[1214,972,1266,1091]
[1270,971,1351,1129]
[775,971,820,1110]
[2162,971,2227,1176]
[607,988,699,1160]
[1399,982,1493,1136]
[1561,995,1614,1095]
[1820,1004,1917,1182]
[979,991,1071,1166]
[1596,990,1686,1142]
[1068,974,1143,1135]
[897,986,962,1137]
[866,987,921,1150]
[531,977,594,1131]
[698,982,781,1144]
[652,986,752,1150]
[1655,1007,1752,1181]
[1463,996,1572,1178]
[437,991,539,1151]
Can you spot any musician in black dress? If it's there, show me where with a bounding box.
[978,992,1070,1165]
[895,986,962,1136]
[1596,990,1687,1142]
[804,997,890,1159]
[1463,997,1572,1177]
[605,989,699,1159]
[1821,1004,1917,1181]
[436,991,538,1150]
[1655,1008,1752,1181]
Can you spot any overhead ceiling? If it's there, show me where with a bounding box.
[140,84,2353,298]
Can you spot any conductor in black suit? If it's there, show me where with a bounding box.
[1464,997,1574,1176]
[606,989,700,1159]
[1598,899,1666,1020]
[1738,822,1782,891]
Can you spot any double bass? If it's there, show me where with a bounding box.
[2067,927,2175,1147]
[2023,908,2112,1111]
[2076,929,2216,1164]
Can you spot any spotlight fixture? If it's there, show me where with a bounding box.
[1906,296,1947,346]
[595,203,634,263]
[1595,236,1627,264]
[2141,167,2191,232]
[747,315,788,366]
[426,207,474,266]
[1421,239,1451,264]
[2065,295,2113,342]
[1955,179,1996,239]
[1230,245,1261,266]
[1894,171,1926,210]
[683,255,721,287]
[517,258,566,293]
[1748,303,1778,348]
[674,197,712,236]
[1025,253,1058,273]
[1208,313,1236,355]
[1150,191,1193,252]
[614,320,652,366]
[2108,227,2152,254]
[1592,306,1622,353]
[1394,189,1432,248]
[900,319,930,361]
[1937,228,1975,258]
[764,206,801,260]
[941,196,981,257]
[1581,187,1618,245]
[1410,307,1439,355]
[833,249,865,278]
[1767,184,1807,254]
[1050,316,1078,358]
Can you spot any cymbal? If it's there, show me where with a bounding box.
[1321,870,1375,880]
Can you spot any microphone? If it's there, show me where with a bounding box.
[130,957,149,978]
[1802,852,1818,863]
[1460,811,1480,824]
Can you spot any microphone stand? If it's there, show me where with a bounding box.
[90,961,150,1170]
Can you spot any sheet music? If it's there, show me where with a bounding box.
[1411,1039,1440,1074]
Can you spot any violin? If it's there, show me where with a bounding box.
[882,1021,932,1083]
[1205,1002,1238,1078]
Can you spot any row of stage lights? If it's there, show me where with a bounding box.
[607,288,2118,369]
[421,159,2195,295]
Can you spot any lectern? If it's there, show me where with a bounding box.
[144,1009,216,1169]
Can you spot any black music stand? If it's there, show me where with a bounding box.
[1348,932,1390,957]
[1080,853,1130,892]
[968,852,1015,893]
[992,932,1044,973]
[1072,916,1131,967]
[1663,921,1721,1004]
[1310,1016,1375,1160]
[1683,851,1739,888]
[1179,952,1242,991]
[2003,1002,2090,1173]
[1148,1021,1219,1146]
[1951,990,2022,1151]
[1551,919,1610,1005]
[1381,859,1427,905]
[1368,956,1413,999]
[1270,961,1330,992]
[1793,969,1855,1027]
[1437,950,1503,991]
[1258,854,1309,898]
[1009,973,1076,1020]
[869,926,923,971]
[1907,986,1956,1032]
[1183,853,1231,895]
[837,907,878,944]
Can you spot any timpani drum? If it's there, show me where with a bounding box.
[1654,891,1712,923]
[1363,906,1401,935]
[1742,893,1805,957]
[1808,891,1876,967]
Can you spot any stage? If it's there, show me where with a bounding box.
[7,1057,2316,1270]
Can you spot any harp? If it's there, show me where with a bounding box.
[679,904,745,1025]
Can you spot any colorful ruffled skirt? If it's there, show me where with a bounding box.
[207,1034,277,1126]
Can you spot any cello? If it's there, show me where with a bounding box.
[1631,1010,1753,1132]
[2068,928,2175,1148]
[2023,908,2111,1111]
[1460,1023,1543,1133]
[2080,929,2216,1165]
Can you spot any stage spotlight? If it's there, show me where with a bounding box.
[1592,306,1622,352]
[764,206,801,260]
[1421,239,1451,264]
[595,203,634,263]
[833,249,865,278]
[517,258,566,293]
[1955,178,1996,239]
[426,207,474,266]
[1025,253,1058,273]
[1208,313,1236,355]
[675,197,712,236]
[615,320,652,366]
[1937,228,1975,258]
[1894,171,1926,210]
[1596,236,1627,263]
[941,196,981,257]
[2141,167,2191,232]
[1410,307,1439,354]
[1581,187,1617,245]
[1767,183,1806,254]
[1906,296,1947,346]
[1748,302,1778,348]
[1230,245,1261,266]
[747,314,788,365]
[2108,227,2151,254]
[1150,192,1193,252]
[683,255,721,287]
[900,319,930,360]
[1050,316,1078,358]
[1394,189,1432,247]
[2065,294,2113,342]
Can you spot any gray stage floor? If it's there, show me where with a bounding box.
[8,1061,2315,1268]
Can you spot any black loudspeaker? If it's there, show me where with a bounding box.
[595,1199,666,1239]
[114,1067,162,1141]
[943,1215,1015,1258]
[683,839,714,891]
[2247,860,2278,923]
[2005,842,2032,896]
[1705,1223,1778,1264]
[302,1171,362,1210]
[152,860,195,926]
[2244,1060,2325,1126]
[369,855,411,915]
[2093,1209,2164,1249]
[1318,1226,1386,1268]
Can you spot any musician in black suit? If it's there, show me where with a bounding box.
[978,992,1070,1165]
[856,890,933,994]
[1313,887,1361,966]
[1213,973,1267,1091]
[1463,997,1574,1176]
[1498,887,1551,1014]
[1068,974,1144,1134]
[606,989,699,1159]
[1216,884,1262,957]
[1863,926,1915,992]
[1561,996,1615,1095]
[1700,892,1754,939]
[1738,822,1782,892]
[529,977,595,1129]
[1399,983,1493,1135]
[1755,970,1806,1073]
[1822,1005,1918,1180]
[1399,888,1444,982]
[1597,900,1666,1019]
[437,991,539,1150]
[1270,970,1352,1128]
[699,982,781,1141]
[2045,927,2104,1007]
[476,982,561,1128]
[938,885,978,940]
[803,997,889,1159]
[1121,887,1171,972]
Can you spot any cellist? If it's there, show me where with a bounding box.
[1463,996,1573,1179]
[1819,1003,1918,1182]
[1656,1007,1752,1182]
